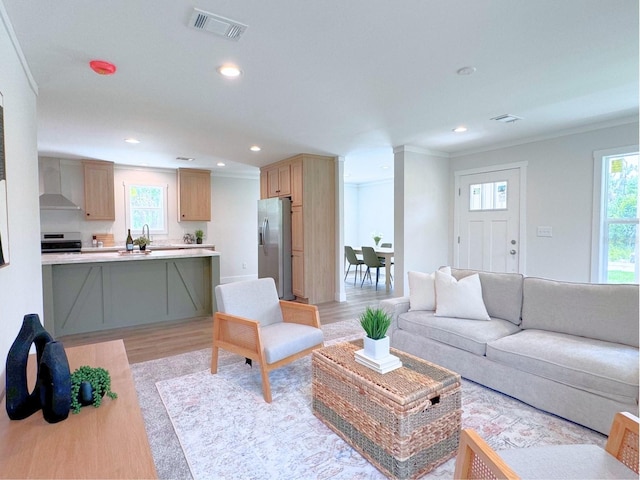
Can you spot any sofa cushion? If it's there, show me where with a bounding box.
[487,329,639,400]
[435,270,490,321]
[408,266,451,311]
[451,269,523,325]
[521,277,639,347]
[397,310,521,356]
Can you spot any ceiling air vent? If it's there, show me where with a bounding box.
[188,8,248,41]
[490,114,523,124]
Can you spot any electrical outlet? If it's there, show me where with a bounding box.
[242,262,247,269]
[537,226,553,237]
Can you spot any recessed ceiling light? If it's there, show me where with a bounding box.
[217,65,242,77]
[125,138,140,144]
[456,66,476,75]
[176,156,195,162]
[250,145,261,152]
[217,162,226,167]
[452,126,468,133]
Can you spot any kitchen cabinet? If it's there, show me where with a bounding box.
[265,163,291,198]
[260,154,335,304]
[83,160,115,221]
[177,168,211,221]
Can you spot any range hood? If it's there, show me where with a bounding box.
[39,193,81,210]
[39,158,81,210]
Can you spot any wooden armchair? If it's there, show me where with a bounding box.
[454,412,639,479]
[211,278,324,403]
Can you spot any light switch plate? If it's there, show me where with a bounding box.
[537,226,553,237]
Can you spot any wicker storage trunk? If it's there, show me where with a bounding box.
[312,340,461,480]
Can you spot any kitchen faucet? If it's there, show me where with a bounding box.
[142,224,150,241]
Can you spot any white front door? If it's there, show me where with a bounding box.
[456,167,522,273]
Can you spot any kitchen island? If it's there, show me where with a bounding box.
[42,248,220,336]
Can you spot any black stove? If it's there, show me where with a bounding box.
[41,232,82,253]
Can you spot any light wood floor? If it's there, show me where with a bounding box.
[58,269,395,364]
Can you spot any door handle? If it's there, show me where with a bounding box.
[262,219,269,254]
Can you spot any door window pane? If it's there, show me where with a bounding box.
[469,181,507,211]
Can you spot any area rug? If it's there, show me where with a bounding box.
[147,321,606,480]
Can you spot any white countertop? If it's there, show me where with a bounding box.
[81,243,216,253]
[42,248,221,265]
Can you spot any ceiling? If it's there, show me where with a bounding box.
[2,0,638,184]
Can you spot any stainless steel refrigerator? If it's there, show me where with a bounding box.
[258,197,293,300]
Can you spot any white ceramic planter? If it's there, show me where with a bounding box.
[363,336,390,360]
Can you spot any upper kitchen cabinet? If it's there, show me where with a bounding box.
[177,168,211,221]
[83,160,115,221]
[263,163,291,198]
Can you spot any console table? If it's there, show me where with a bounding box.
[0,340,157,479]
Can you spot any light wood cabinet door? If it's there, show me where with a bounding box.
[178,168,211,221]
[292,250,304,297]
[291,206,304,252]
[291,159,303,206]
[83,160,115,221]
[260,170,268,199]
[266,164,291,197]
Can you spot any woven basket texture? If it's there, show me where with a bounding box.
[311,340,462,479]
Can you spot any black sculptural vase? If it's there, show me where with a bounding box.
[39,341,71,423]
[5,314,54,420]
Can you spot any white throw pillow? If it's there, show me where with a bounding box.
[434,270,490,321]
[408,266,451,311]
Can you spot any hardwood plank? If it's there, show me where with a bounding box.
[58,272,395,363]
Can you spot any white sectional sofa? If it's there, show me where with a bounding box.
[380,268,639,434]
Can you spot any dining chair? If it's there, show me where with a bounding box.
[344,246,364,285]
[211,277,324,402]
[361,246,386,290]
[453,411,639,479]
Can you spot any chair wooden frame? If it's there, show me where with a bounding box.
[453,412,640,479]
[211,300,323,403]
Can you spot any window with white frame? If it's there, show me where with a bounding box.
[592,147,638,283]
[125,183,168,235]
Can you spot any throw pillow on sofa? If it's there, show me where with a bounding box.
[408,266,451,311]
[434,270,490,320]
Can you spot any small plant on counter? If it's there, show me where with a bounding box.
[133,236,151,250]
[70,365,117,414]
[195,229,204,244]
[359,306,392,340]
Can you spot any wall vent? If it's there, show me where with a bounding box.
[188,8,247,41]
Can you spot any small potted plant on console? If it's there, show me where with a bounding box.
[195,229,204,244]
[70,365,118,414]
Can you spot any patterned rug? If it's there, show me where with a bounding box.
[131,319,606,479]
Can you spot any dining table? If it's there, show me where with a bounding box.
[352,246,394,292]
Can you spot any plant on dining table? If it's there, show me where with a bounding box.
[371,232,383,246]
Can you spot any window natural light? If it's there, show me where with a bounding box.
[125,184,168,235]
[592,148,639,283]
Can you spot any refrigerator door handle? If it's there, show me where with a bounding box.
[261,218,268,253]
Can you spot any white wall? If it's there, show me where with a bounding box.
[211,175,260,283]
[449,121,639,282]
[394,147,450,295]
[344,180,394,249]
[0,2,41,397]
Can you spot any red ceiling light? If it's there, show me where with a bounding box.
[89,60,117,75]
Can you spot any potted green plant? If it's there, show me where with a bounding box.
[70,365,118,414]
[133,236,151,251]
[359,306,392,360]
[195,229,204,244]
[371,232,383,247]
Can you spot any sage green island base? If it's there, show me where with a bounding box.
[41,249,220,336]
